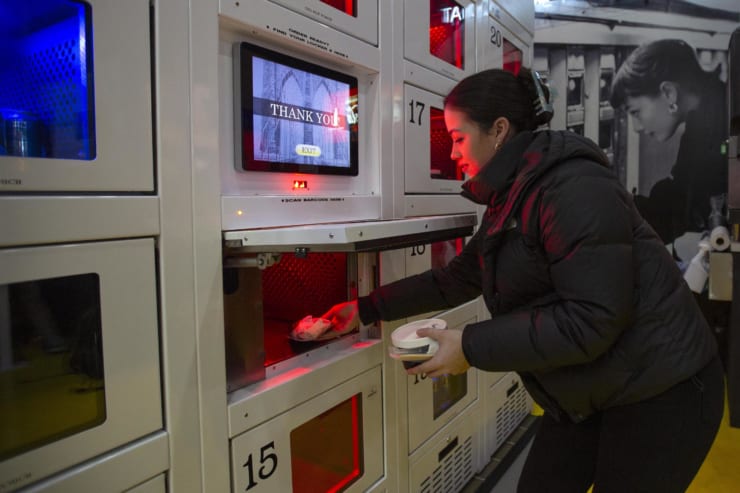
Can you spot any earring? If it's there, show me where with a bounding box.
[668,102,678,114]
[494,141,501,151]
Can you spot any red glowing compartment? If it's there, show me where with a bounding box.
[429,0,465,69]
[320,0,357,17]
[290,394,364,492]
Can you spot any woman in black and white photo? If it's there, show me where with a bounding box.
[610,38,728,246]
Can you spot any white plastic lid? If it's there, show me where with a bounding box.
[390,318,447,349]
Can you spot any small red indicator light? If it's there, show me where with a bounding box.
[293,180,308,190]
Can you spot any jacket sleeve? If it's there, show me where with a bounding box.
[462,172,635,372]
[358,231,484,324]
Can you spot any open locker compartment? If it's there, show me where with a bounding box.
[223,213,478,433]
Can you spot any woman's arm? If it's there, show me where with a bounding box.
[358,230,484,324]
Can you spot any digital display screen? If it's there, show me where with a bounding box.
[236,42,359,176]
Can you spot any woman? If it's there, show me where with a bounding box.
[610,39,728,245]
[322,66,724,492]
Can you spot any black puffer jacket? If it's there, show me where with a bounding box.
[358,130,717,422]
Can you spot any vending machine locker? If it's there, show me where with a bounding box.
[0,0,154,193]
[404,0,477,81]
[478,2,532,73]
[229,366,384,493]
[266,0,379,46]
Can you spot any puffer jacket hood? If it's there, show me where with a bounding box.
[461,130,610,208]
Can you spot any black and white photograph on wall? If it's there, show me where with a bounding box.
[609,38,729,264]
[534,35,730,268]
[532,17,735,376]
[607,37,733,367]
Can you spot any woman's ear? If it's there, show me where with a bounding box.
[659,81,679,105]
[491,116,511,141]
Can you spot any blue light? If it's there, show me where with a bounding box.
[0,0,95,160]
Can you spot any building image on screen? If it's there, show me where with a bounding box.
[251,56,352,169]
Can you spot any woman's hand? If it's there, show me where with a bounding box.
[320,300,359,334]
[406,327,470,377]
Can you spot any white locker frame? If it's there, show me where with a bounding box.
[266,0,379,46]
[0,238,163,491]
[403,301,480,454]
[227,341,384,439]
[229,366,385,493]
[60,1,537,492]
[404,0,477,82]
[399,68,476,218]
[126,474,167,493]
[478,1,533,71]
[403,83,464,195]
[488,0,535,40]
[17,433,168,493]
[0,0,154,193]
[109,1,740,491]
[394,4,479,219]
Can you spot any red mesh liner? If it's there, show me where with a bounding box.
[429,106,460,180]
[261,253,350,366]
[262,253,348,323]
[429,0,465,69]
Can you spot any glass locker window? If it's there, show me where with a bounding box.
[290,394,364,492]
[503,38,523,75]
[429,106,459,181]
[320,0,358,17]
[0,0,95,160]
[433,373,467,419]
[0,273,105,461]
[429,0,466,69]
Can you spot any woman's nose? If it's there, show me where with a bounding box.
[631,116,644,133]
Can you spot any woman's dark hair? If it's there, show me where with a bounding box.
[443,67,553,134]
[610,39,709,108]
